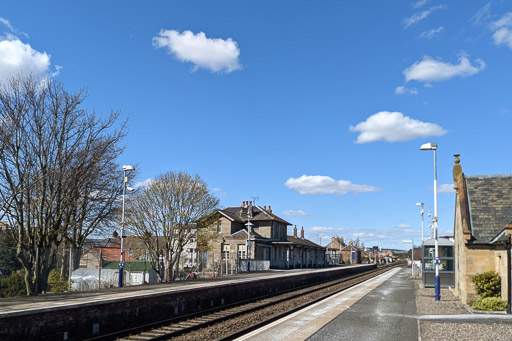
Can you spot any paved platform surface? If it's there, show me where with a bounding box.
[238,267,512,341]
[238,267,406,341]
[309,267,416,341]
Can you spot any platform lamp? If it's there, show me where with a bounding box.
[416,202,425,245]
[420,142,440,301]
[119,165,135,288]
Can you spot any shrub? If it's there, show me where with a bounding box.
[471,271,501,298]
[48,269,68,293]
[0,271,26,297]
[471,297,507,311]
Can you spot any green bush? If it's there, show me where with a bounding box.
[471,271,501,298]
[48,269,68,293]
[471,297,507,311]
[0,271,26,297]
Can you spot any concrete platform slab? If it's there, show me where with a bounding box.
[237,267,403,341]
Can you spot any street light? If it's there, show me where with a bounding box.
[420,142,440,301]
[416,202,425,244]
[403,240,414,277]
[119,164,135,288]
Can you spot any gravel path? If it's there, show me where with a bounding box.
[416,283,512,341]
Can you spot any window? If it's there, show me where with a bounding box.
[222,244,230,260]
[238,244,246,259]
[217,220,222,233]
[424,246,452,257]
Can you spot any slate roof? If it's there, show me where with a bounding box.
[466,175,512,244]
[219,205,291,225]
[287,235,324,249]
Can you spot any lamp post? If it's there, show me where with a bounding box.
[420,142,440,301]
[245,204,253,273]
[119,165,135,288]
[403,240,414,277]
[416,202,425,245]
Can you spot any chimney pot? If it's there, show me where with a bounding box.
[300,226,304,239]
[264,205,267,210]
[293,225,297,238]
[249,201,252,206]
[269,205,272,212]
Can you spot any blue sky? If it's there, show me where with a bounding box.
[2,1,512,249]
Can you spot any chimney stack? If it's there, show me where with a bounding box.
[249,201,252,206]
[300,226,304,239]
[264,205,267,210]
[293,225,298,238]
[268,205,272,212]
[453,154,462,189]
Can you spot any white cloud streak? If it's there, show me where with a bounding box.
[413,0,429,9]
[491,13,512,50]
[419,26,444,39]
[404,55,485,83]
[473,3,491,25]
[285,175,379,195]
[394,85,418,95]
[0,17,28,38]
[404,4,446,28]
[436,183,455,193]
[281,210,310,217]
[350,111,447,144]
[153,29,241,73]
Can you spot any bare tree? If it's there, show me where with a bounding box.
[125,171,219,282]
[0,75,126,295]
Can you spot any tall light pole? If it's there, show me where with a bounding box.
[420,142,440,301]
[245,203,253,273]
[119,165,135,288]
[416,202,425,244]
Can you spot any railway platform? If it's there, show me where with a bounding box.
[0,264,374,340]
[238,267,512,341]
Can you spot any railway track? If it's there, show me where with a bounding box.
[89,263,401,341]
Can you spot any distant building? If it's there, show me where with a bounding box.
[341,239,361,264]
[325,236,345,265]
[453,154,512,303]
[201,201,325,272]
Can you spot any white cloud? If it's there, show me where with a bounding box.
[491,13,512,50]
[397,224,412,228]
[282,210,310,217]
[153,29,241,73]
[0,39,52,83]
[436,183,455,193]
[0,17,28,38]
[473,3,491,25]
[394,85,418,95]
[404,55,485,83]
[413,0,429,9]
[134,178,154,189]
[419,26,444,39]
[284,175,379,195]
[349,111,447,144]
[403,4,446,28]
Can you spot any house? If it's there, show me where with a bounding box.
[325,236,346,265]
[340,239,362,264]
[79,236,144,269]
[201,201,325,272]
[453,154,512,303]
